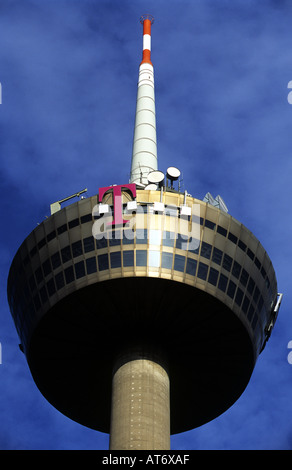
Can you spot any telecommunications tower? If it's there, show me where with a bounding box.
[7,15,282,450]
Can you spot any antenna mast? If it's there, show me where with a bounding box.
[129,15,158,185]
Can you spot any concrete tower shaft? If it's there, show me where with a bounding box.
[109,349,170,450]
[130,15,158,185]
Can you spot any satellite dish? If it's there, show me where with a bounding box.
[147,170,165,184]
[145,183,158,190]
[166,167,181,181]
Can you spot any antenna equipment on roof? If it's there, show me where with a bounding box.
[50,188,87,215]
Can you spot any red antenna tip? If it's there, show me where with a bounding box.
[140,14,154,25]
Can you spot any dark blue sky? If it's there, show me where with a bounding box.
[1,0,292,450]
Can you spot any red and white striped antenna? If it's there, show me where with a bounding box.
[129,15,158,185]
[140,14,154,66]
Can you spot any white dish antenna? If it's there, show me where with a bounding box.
[167,166,181,180]
[147,170,165,184]
[145,183,158,190]
[166,167,181,189]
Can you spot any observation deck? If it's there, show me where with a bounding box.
[7,188,279,434]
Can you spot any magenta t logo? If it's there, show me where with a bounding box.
[99,184,136,225]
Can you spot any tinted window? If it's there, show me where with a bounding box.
[255,257,261,269]
[247,277,255,295]
[72,240,83,258]
[81,214,92,224]
[69,218,79,229]
[212,247,223,265]
[162,231,175,247]
[83,236,95,253]
[222,254,232,272]
[200,242,212,260]
[242,296,250,314]
[240,268,249,287]
[253,286,260,303]
[123,229,135,245]
[65,266,74,284]
[47,230,56,242]
[61,246,71,263]
[98,254,109,271]
[235,287,244,307]
[174,255,185,272]
[197,262,208,281]
[232,261,241,279]
[109,230,121,247]
[205,219,216,230]
[162,252,173,269]
[217,225,227,237]
[86,256,97,274]
[123,250,134,267]
[188,237,200,254]
[136,250,147,266]
[55,271,65,290]
[74,260,85,279]
[96,237,108,249]
[42,259,51,277]
[208,267,218,286]
[110,252,121,268]
[186,258,197,276]
[227,280,236,299]
[57,224,67,235]
[228,232,238,244]
[176,234,188,250]
[136,229,147,244]
[238,240,247,252]
[247,248,254,261]
[218,273,228,292]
